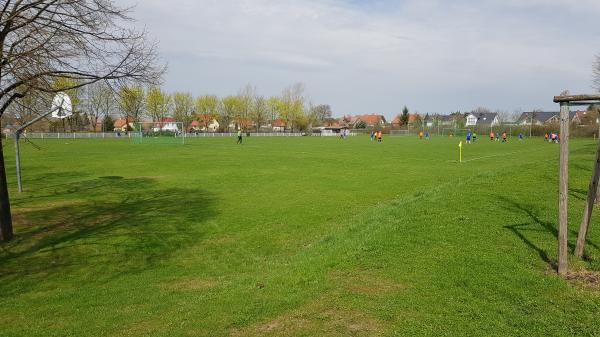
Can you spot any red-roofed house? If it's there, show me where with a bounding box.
[348,114,386,127]
[195,114,219,132]
[113,117,134,131]
[272,119,287,132]
[391,114,420,127]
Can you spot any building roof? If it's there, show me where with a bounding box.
[391,113,419,125]
[518,111,577,124]
[272,119,286,127]
[113,117,133,128]
[469,112,498,126]
[349,114,386,125]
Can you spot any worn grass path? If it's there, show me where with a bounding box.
[0,135,599,336]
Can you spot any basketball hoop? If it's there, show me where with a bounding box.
[14,91,73,193]
[51,92,73,119]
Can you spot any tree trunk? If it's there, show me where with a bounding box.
[0,130,14,242]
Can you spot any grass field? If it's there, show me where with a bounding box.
[1,135,600,336]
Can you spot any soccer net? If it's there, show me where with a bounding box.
[389,129,411,137]
[133,122,186,144]
[441,128,472,137]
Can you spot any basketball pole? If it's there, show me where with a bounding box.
[14,108,59,193]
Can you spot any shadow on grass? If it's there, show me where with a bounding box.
[499,196,600,270]
[0,175,218,290]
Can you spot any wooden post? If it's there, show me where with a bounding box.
[575,137,600,257]
[558,101,570,276]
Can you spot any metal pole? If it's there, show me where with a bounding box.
[13,108,58,193]
[14,133,22,193]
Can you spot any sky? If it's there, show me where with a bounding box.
[116,0,600,118]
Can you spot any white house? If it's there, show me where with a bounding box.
[465,112,499,127]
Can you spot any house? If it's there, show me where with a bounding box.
[228,118,255,131]
[313,126,348,136]
[465,112,499,127]
[391,114,419,127]
[347,114,386,127]
[153,117,180,132]
[517,111,578,125]
[193,115,219,132]
[272,119,287,132]
[113,117,135,132]
[2,124,14,137]
[572,110,595,125]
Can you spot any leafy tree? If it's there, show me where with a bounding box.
[237,85,256,131]
[173,92,195,131]
[355,120,367,129]
[267,96,283,124]
[118,86,145,130]
[280,83,306,132]
[401,106,409,125]
[103,115,115,132]
[195,95,219,132]
[251,96,268,132]
[146,87,172,122]
[221,96,242,131]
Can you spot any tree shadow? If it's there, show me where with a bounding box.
[0,176,218,293]
[498,195,600,270]
[569,187,587,201]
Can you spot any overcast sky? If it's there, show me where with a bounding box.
[117,0,600,118]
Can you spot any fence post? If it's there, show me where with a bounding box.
[558,101,570,276]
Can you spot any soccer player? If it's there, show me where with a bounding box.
[545,133,549,142]
[425,131,430,140]
[466,131,472,144]
[419,131,424,140]
[237,129,243,144]
[370,131,375,141]
[377,131,382,143]
[490,132,494,141]
[473,132,477,142]
[502,132,507,142]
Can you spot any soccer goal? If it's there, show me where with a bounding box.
[441,128,471,137]
[390,129,411,137]
[133,122,186,144]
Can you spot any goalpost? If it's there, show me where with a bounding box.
[389,130,410,136]
[133,122,186,144]
[441,128,471,137]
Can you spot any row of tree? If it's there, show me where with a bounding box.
[2,82,334,133]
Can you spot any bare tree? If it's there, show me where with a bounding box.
[84,82,115,131]
[238,84,256,131]
[0,0,164,241]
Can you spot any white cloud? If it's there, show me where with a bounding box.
[118,0,600,116]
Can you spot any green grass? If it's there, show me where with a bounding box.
[1,135,599,336]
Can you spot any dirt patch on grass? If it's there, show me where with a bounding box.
[159,277,219,291]
[566,270,600,290]
[328,269,407,296]
[10,200,88,239]
[230,295,384,337]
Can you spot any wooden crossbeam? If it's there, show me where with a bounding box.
[554,95,600,103]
